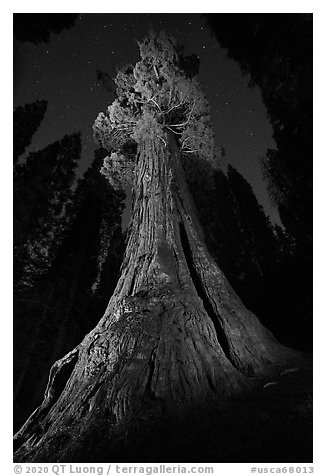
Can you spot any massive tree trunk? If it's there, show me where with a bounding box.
[14,133,299,462]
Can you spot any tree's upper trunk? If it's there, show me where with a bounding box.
[14,133,299,462]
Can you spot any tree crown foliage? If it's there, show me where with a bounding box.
[93,30,215,189]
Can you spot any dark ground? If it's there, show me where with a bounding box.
[67,355,312,463]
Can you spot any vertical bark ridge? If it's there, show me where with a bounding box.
[178,221,233,364]
[14,132,301,463]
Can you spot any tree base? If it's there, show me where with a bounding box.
[15,355,312,463]
[14,284,306,463]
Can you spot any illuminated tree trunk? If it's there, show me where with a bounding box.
[14,133,298,462]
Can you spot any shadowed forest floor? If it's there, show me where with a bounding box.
[14,356,312,463]
[100,358,313,463]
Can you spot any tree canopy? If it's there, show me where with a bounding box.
[93,31,216,189]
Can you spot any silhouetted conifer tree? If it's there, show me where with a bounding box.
[13,100,48,164]
[14,132,82,292]
[227,166,275,286]
[204,14,312,240]
[14,13,78,44]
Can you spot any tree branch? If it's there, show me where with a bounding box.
[169,100,197,128]
[158,135,167,146]
[166,126,183,135]
[149,97,162,114]
[153,65,159,80]
[164,98,185,115]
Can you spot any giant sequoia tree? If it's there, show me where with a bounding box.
[14,31,300,462]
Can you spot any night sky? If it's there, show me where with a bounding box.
[13,13,280,226]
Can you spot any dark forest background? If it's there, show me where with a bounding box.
[13,13,312,433]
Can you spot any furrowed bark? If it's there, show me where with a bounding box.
[14,132,300,462]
